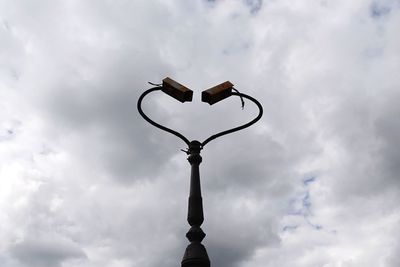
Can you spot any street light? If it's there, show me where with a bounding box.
[162,77,193,103]
[137,78,263,267]
[201,81,233,105]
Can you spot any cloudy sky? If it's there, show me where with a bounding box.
[1,0,400,267]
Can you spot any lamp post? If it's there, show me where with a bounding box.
[137,77,263,267]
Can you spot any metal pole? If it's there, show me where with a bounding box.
[181,140,210,267]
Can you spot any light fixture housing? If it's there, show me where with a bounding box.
[162,77,193,102]
[201,81,234,105]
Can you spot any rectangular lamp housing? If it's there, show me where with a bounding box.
[201,81,234,105]
[162,77,193,102]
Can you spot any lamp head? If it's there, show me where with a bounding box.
[201,81,234,105]
[162,77,193,103]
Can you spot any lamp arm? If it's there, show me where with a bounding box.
[201,92,263,147]
[137,87,191,146]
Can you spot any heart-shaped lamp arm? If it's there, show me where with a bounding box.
[137,78,263,149]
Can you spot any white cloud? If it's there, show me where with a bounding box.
[1,0,399,266]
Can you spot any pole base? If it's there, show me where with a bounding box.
[181,242,210,267]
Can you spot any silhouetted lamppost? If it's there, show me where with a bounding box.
[137,77,263,267]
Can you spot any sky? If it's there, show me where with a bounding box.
[0,0,400,267]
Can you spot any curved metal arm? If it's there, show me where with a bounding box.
[201,92,263,147]
[137,87,191,146]
[138,87,263,149]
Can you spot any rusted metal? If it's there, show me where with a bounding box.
[201,81,234,105]
[162,77,193,103]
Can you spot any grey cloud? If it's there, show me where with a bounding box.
[206,203,279,267]
[374,94,400,184]
[2,0,180,183]
[370,2,392,18]
[316,87,400,198]
[244,0,263,14]
[10,236,86,267]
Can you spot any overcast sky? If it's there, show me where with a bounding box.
[1,1,400,267]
